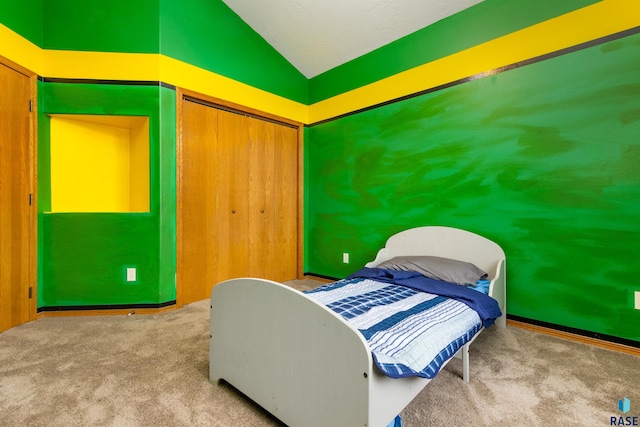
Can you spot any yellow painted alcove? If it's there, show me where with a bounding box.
[49,115,150,212]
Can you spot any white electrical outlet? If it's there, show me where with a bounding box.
[635,291,640,310]
[343,253,349,263]
[126,268,137,282]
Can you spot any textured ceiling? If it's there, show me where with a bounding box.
[221,0,484,78]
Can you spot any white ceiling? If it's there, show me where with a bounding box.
[221,0,484,78]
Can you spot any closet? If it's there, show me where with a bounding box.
[178,94,300,305]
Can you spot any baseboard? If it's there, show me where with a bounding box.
[507,317,640,357]
[36,301,177,318]
[303,273,338,283]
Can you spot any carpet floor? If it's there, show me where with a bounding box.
[0,279,638,426]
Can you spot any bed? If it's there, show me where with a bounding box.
[209,226,506,427]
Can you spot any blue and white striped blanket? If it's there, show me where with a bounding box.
[305,272,500,379]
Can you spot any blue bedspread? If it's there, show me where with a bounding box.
[347,268,502,328]
[305,269,502,379]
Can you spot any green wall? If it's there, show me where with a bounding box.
[42,0,160,52]
[10,0,304,308]
[3,0,637,342]
[306,33,640,342]
[0,0,43,45]
[159,0,308,103]
[38,82,176,308]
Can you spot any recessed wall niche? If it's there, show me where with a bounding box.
[49,114,150,213]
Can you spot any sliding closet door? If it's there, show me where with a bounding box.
[247,117,298,282]
[248,117,275,278]
[179,100,219,304]
[272,124,298,282]
[178,93,300,306]
[216,110,250,282]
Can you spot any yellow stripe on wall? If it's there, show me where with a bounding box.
[0,23,43,72]
[0,25,307,123]
[44,50,161,81]
[159,56,308,123]
[307,0,640,124]
[1,0,637,125]
[43,52,308,122]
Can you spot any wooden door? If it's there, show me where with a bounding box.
[178,99,219,304]
[272,124,298,281]
[0,60,34,332]
[216,109,250,282]
[248,117,275,279]
[246,118,298,282]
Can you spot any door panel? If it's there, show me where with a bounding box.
[179,100,219,304]
[0,62,32,332]
[273,125,298,282]
[248,117,275,278]
[216,109,250,282]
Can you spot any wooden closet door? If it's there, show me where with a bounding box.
[248,117,275,278]
[178,93,301,305]
[179,100,219,304]
[272,124,298,282]
[215,109,250,282]
[0,62,32,332]
[247,118,298,282]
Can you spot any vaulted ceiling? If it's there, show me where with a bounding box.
[221,0,483,78]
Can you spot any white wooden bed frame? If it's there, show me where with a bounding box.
[210,226,506,427]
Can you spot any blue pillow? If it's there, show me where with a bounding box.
[467,279,491,294]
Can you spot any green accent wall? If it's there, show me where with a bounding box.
[306,33,640,342]
[42,0,160,52]
[158,86,177,303]
[38,82,176,307]
[0,0,44,45]
[159,0,308,104]
[308,0,599,103]
[4,0,637,343]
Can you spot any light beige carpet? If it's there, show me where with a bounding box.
[0,279,638,426]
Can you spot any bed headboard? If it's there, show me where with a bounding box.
[365,226,505,278]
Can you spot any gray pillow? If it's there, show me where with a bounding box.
[376,255,488,285]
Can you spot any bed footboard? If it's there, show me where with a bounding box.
[210,278,379,427]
